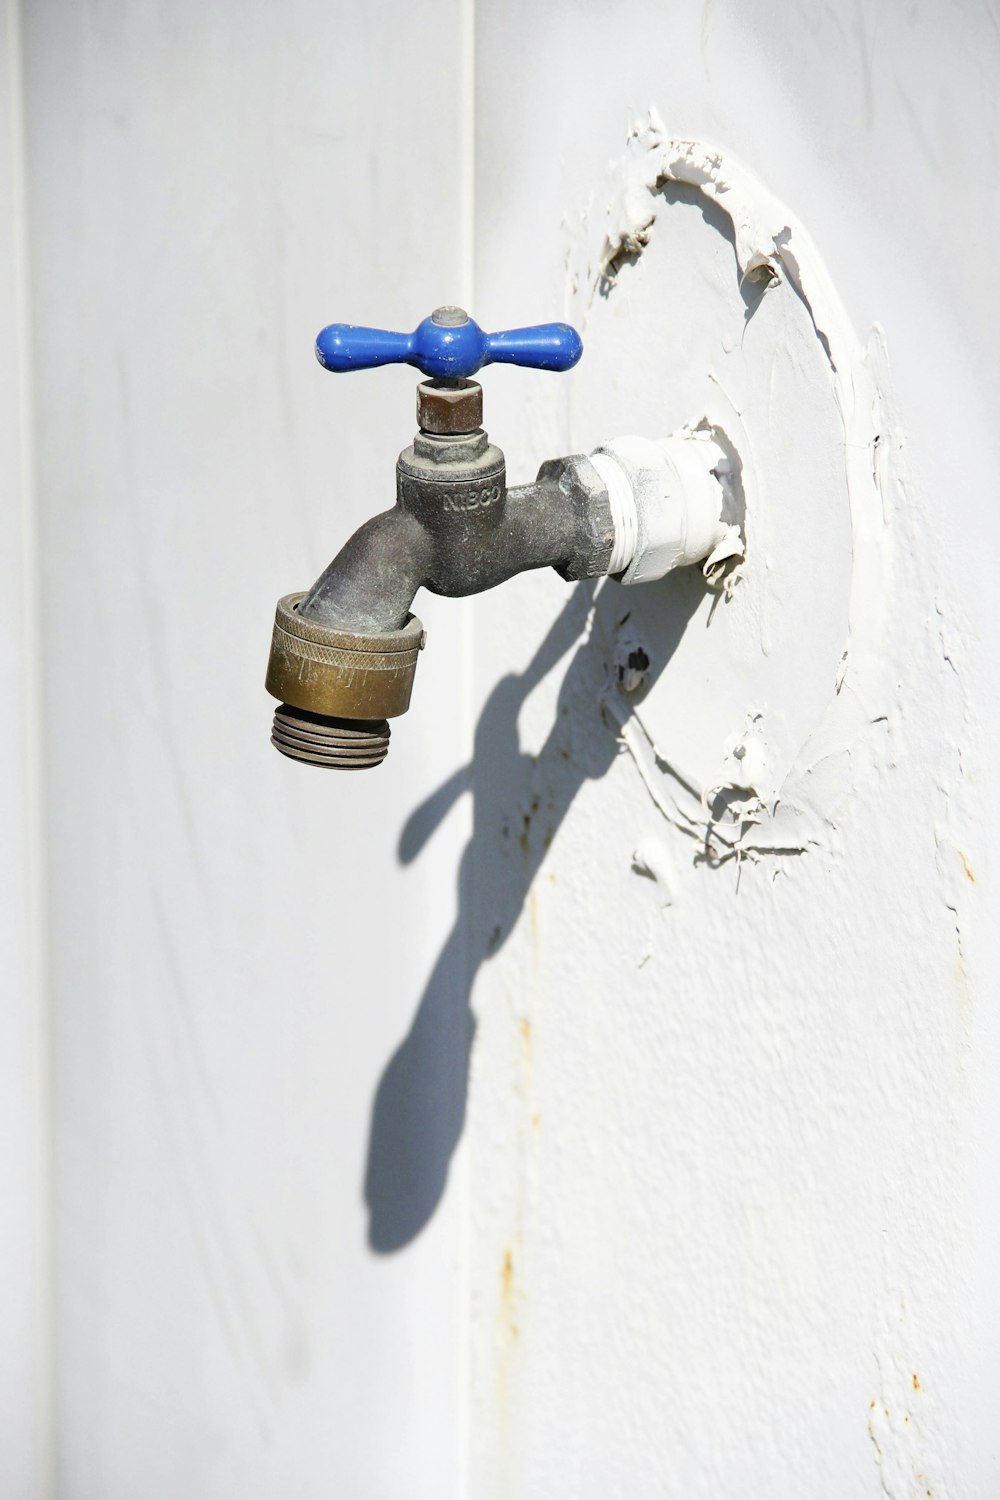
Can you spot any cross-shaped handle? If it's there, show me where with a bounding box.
[315,305,583,380]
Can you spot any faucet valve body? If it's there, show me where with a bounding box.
[265,306,591,770]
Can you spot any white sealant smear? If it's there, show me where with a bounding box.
[575,115,897,857]
[631,834,678,906]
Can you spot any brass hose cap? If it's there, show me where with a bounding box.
[265,593,425,721]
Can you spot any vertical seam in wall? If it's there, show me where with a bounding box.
[8,1,55,1494]
[458,0,475,320]
[457,1,475,1497]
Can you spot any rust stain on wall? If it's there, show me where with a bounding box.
[500,1246,518,1330]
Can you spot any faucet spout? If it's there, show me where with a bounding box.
[299,505,431,634]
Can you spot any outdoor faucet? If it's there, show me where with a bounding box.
[265,306,742,768]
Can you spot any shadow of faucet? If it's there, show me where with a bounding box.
[364,567,707,1251]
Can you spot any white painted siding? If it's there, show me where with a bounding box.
[469,4,1000,1495]
[0,2,49,1492]
[15,3,472,1495]
[4,3,999,1495]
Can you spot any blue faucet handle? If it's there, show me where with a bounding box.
[315,306,583,381]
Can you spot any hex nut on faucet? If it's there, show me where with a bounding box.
[534,454,616,583]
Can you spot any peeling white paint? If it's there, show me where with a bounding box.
[611,614,652,694]
[569,116,905,859]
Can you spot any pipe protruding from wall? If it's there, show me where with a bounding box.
[589,430,732,584]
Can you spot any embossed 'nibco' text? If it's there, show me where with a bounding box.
[442,481,503,513]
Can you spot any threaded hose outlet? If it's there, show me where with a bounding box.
[271,704,390,769]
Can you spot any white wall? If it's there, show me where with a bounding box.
[5,2,999,1496]
[15,2,473,1496]
[0,2,48,1491]
[467,3,1000,1496]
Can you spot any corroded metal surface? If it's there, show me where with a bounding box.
[417,378,483,435]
